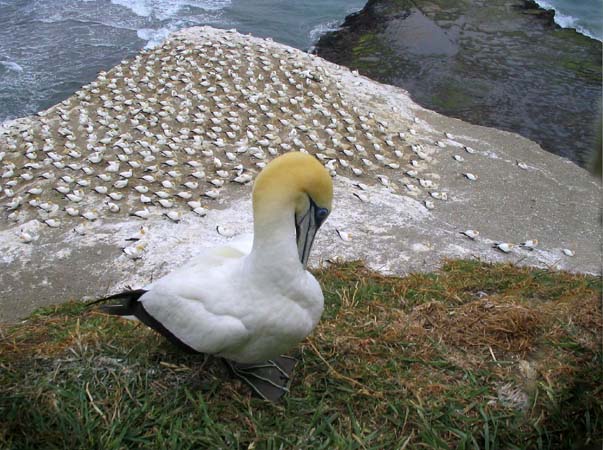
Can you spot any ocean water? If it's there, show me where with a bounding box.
[0,0,363,122]
[0,0,600,123]
[535,0,603,41]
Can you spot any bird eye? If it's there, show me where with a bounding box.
[316,208,329,220]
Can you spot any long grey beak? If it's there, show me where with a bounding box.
[295,199,329,267]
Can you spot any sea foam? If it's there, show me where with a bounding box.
[309,20,341,44]
[137,27,174,49]
[535,0,602,41]
[110,0,231,20]
[0,61,24,73]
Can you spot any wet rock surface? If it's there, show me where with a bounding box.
[314,0,602,167]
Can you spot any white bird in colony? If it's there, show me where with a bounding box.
[73,223,88,235]
[164,210,181,222]
[493,242,515,253]
[44,219,61,228]
[93,153,333,401]
[193,206,207,217]
[517,161,529,170]
[460,229,479,240]
[520,239,539,250]
[123,244,145,260]
[107,202,120,213]
[65,207,79,217]
[132,208,150,219]
[18,231,36,243]
[336,229,352,242]
[82,210,99,221]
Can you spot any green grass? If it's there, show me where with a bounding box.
[1,260,601,449]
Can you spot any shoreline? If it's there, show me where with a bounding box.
[532,0,603,41]
[313,0,602,168]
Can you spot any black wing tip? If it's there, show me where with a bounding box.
[97,305,128,315]
[88,288,199,354]
[86,288,148,311]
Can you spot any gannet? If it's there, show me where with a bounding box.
[461,229,479,240]
[520,239,538,250]
[494,242,515,253]
[94,152,333,401]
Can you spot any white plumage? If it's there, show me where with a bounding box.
[97,152,333,399]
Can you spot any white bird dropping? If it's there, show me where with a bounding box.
[216,225,235,237]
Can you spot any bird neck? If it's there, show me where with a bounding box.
[248,205,303,277]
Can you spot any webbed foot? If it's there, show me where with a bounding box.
[226,355,297,402]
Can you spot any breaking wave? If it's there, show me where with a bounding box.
[534,0,602,41]
[110,0,231,20]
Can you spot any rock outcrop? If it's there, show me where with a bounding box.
[314,0,602,167]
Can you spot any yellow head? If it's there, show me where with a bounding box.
[252,152,333,266]
[253,152,332,212]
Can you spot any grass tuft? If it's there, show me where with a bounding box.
[1,260,601,449]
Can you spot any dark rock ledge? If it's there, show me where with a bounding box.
[314,0,602,167]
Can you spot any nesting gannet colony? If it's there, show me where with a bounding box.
[0,27,600,322]
[0,28,436,224]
